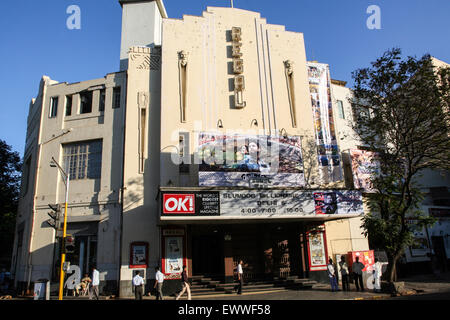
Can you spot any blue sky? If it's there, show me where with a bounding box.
[1,0,449,156]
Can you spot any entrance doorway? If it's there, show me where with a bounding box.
[432,236,448,272]
[192,235,223,276]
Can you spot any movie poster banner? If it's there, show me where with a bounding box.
[350,149,379,193]
[197,133,305,188]
[307,230,328,271]
[307,62,343,184]
[313,190,363,215]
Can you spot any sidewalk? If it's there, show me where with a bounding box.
[7,272,450,301]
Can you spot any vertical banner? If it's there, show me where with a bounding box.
[308,62,343,184]
[165,237,183,274]
[162,229,186,279]
[307,228,328,271]
[350,149,379,192]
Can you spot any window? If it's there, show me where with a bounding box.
[22,156,32,195]
[99,89,105,112]
[49,97,58,118]
[179,133,190,173]
[337,100,345,119]
[65,95,73,116]
[63,140,102,180]
[113,87,121,109]
[80,91,93,114]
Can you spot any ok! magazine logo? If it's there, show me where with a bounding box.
[163,194,195,214]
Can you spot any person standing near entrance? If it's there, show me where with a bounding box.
[339,256,350,291]
[133,270,145,300]
[175,266,191,300]
[352,257,365,292]
[372,258,383,293]
[237,260,244,295]
[89,266,100,300]
[327,258,338,292]
[154,266,165,300]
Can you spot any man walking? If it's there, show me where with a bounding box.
[154,266,165,300]
[133,270,145,300]
[237,260,244,295]
[89,266,100,300]
[175,266,191,300]
[352,257,365,292]
[339,255,350,291]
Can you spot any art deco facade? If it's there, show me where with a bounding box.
[11,0,449,297]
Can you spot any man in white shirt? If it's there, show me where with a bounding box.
[237,260,244,295]
[372,258,383,293]
[327,258,338,292]
[133,270,145,300]
[154,267,165,300]
[89,266,100,300]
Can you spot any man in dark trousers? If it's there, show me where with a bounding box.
[237,260,244,295]
[352,256,365,291]
[132,270,145,300]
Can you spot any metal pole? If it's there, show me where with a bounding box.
[58,172,70,300]
[231,0,234,8]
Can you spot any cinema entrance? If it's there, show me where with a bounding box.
[186,221,324,282]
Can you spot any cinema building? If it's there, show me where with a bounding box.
[12,0,373,297]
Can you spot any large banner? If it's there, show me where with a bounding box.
[197,133,305,187]
[308,62,343,184]
[161,189,364,218]
[350,149,379,193]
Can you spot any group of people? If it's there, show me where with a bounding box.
[327,256,383,293]
[75,267,100,299]
[132,265,191,300]
[131,260,248,300]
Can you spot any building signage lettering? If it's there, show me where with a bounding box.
[231,27,246,108]
[162,192,220,216]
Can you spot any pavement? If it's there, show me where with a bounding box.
[5,272,450,301]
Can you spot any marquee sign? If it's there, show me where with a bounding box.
[161,189,363,218]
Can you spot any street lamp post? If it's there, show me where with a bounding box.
[50,157,70,300]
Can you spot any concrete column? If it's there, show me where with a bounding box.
[224,237,234,283]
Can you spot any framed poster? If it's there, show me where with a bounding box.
[130,242,148,269]
[161,228,186,279]
[307,228,328,271]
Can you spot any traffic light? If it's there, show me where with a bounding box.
[46,204,61,230]
[64,235,75,254]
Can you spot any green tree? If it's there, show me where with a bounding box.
[351,48,450,283]
[0,140,22,268]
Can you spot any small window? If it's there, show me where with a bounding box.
[113,87,121,109]
[22,156,32,195]
[65,95,73,116]
[99,89,105,112]
[337,100,345,119]
[179,133,190,173]
[49,97,58,118]
[80,91,93,114]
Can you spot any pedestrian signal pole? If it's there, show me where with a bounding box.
[50,157,70,300]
